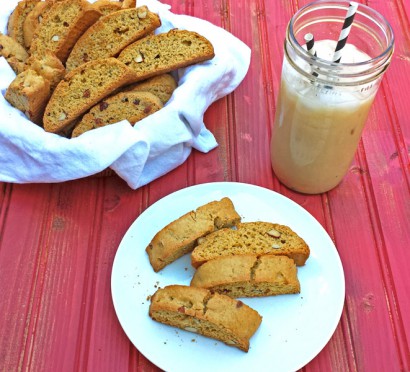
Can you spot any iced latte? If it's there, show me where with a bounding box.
[270,1,394,194]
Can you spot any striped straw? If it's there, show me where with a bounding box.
[304,33,317,57]
[333,1,359,63]
[304,33,318,77]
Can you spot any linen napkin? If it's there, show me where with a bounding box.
[0,0,250,189]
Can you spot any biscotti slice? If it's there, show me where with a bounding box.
[0,33,29,74]
[5,69,51,125]
[149,285,262,352]
[118,29,215,82]
[146,197,241,272]
[26,51,66,90]
[91,0,136,16]
[66,6,161,71]
[22,0,52,49]
[7,0,39,48]
[190,254,300,298]
[71,91,163,137]
[91,0,122,15]
[30,0,102,63]
[191,221,310,268]
[43,57,137,133]
[124,74,177,104]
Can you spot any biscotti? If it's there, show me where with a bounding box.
[7,0,39,49]
[149,285,262,352]
[30,0,102,63]
[191,221,310,268]
[71,91,163,137]
[66,6,161,71]
[0,33,29,74]
[91,0,136,16]
[190,254,300,298]
[118,29,215,82]
[26,51,66,90]
[124,73,177,104]
[43,57,137,133]
[5,69,51,125]
[146,197,241,272]
[22,1,51,49]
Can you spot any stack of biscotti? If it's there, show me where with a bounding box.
[3,0,215,135]
[147,197,310,352]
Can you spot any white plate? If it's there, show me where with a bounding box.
[111,182,345,372]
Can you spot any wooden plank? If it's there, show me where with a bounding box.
[0,184,53,372]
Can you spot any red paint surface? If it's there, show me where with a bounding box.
[1,1,409,371]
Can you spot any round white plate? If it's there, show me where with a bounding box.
[111,182,345,372]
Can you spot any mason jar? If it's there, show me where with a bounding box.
[270,0,394,194]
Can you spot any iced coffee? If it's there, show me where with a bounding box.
[270,1,394,194]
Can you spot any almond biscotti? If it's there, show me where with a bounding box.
[26,51,66,91]
[0,33,29,74]
[124,73,177,104]
[118,29,215,82]
[149,285,262,352]
[43,57,137,133]
[146,197,241,272]
[190,254,300,298]
[71,91,163,137]
[191,221,310,268]
[5,69,51,125]
[7,0,39,49]
[91,0,136,16]
[22,0,51,49]
[30,0,102,63]
[66,6,161,71]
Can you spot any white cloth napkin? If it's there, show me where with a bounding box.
[0,0,250,189]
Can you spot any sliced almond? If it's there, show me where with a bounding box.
[137,9,147,19]
[267,228,281,238]
[184,327,198,333]
[134,53,143,63]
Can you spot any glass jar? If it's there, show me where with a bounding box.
[270,0,394,194]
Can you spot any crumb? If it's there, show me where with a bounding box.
[184,267,188,271]
[191,339,196,342]
[146,295,152,301]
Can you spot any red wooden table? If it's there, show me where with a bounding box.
[1,0,409,371]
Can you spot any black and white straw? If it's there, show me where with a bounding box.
[304,33,317,57]
[333,1,359,63]
[304,33,319,77]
